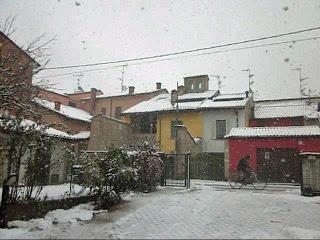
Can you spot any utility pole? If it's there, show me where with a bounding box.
[242,69,254,94]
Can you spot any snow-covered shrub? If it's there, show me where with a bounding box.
[128,142,164,192]
[80,148,138,209]
[0,115,54,201]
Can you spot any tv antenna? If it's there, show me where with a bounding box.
[242,69,254,93]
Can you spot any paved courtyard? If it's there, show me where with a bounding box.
[1,182,320,239]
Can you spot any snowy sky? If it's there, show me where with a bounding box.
[1,0,320,100]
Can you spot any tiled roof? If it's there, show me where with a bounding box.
[123,91,248,114]
[0,117,90,140]
[254,98,320,119]
[34,98,92,122]
[225,126,320,138]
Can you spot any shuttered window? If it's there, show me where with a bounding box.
[216,120,226,139]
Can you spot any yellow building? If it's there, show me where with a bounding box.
[122,75,220,153]
[157,111,203,153]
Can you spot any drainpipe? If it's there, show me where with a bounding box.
[159,113,162,150]
[235,110,239,127]
[109,98,113,117]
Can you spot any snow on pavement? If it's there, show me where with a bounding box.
[1,184,320,239]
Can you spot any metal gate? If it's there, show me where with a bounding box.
[162,153,190,188]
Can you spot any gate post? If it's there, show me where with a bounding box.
[186,154,191,189]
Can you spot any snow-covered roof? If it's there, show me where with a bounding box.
[225,126,320,138]
[0,117,90,140]
[199,93,248,109]
[123,91,248,114]
[254,98,320,119]
[178,90,218,100]
[34,98,92,122]
[82,89,168,100]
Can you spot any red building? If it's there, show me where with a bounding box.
[251,97,320,127]
[225,126,320,183]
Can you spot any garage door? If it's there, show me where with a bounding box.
[257,148,301,183]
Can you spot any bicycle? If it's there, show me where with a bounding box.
[229,170,268,190]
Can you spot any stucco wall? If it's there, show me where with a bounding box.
[202,109,246,153]
[88,115,132,151]
[0,133,87,185]
[176,126,201,156]
[157,111,203,153]
[227,136,320,180]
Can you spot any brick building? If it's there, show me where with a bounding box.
[66,89,103,102]
[38,88,74,106]
[79,83,168,119]
[32,98,92,134]
[0,31,40,115]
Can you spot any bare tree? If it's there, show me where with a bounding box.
[0,16,56,117]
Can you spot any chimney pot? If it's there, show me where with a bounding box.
[156,82,162,90]
[129,86,135,94]
[54,101,61,111]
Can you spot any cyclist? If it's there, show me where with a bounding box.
[237,155,252,183]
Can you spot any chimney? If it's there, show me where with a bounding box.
[129,86,135,94]
[54,101,61,111]
[156,82,162,90]
[90,88,97,115]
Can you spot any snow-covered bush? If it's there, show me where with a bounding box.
[128,143,164,192]
[79,143,164,208]
[0,115,54,201]
[80,148,138,209]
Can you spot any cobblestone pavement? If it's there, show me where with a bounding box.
[1,183,320,239]
[111,185,320,239]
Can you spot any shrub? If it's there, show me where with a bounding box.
[80,148,137,209]
[128,143,164,192]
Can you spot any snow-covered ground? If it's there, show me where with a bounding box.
[1,182,320,239]
[0,184,90,201]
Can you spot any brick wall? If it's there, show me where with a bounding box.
[28,103,90,134]
[38,89,72,106]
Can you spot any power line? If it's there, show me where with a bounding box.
[42,26,320,71]
[35,35,320,80]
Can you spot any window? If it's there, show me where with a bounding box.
[101,107,106,115]
[191,83,194,90]
[198,82,202,89]
[216,120,226,139]
[115,106,122,119]
[171,120,183,138]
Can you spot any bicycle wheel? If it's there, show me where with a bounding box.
[251,173,267,190]
[229,171,243,189]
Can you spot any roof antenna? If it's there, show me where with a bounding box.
[73,73,84,93]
